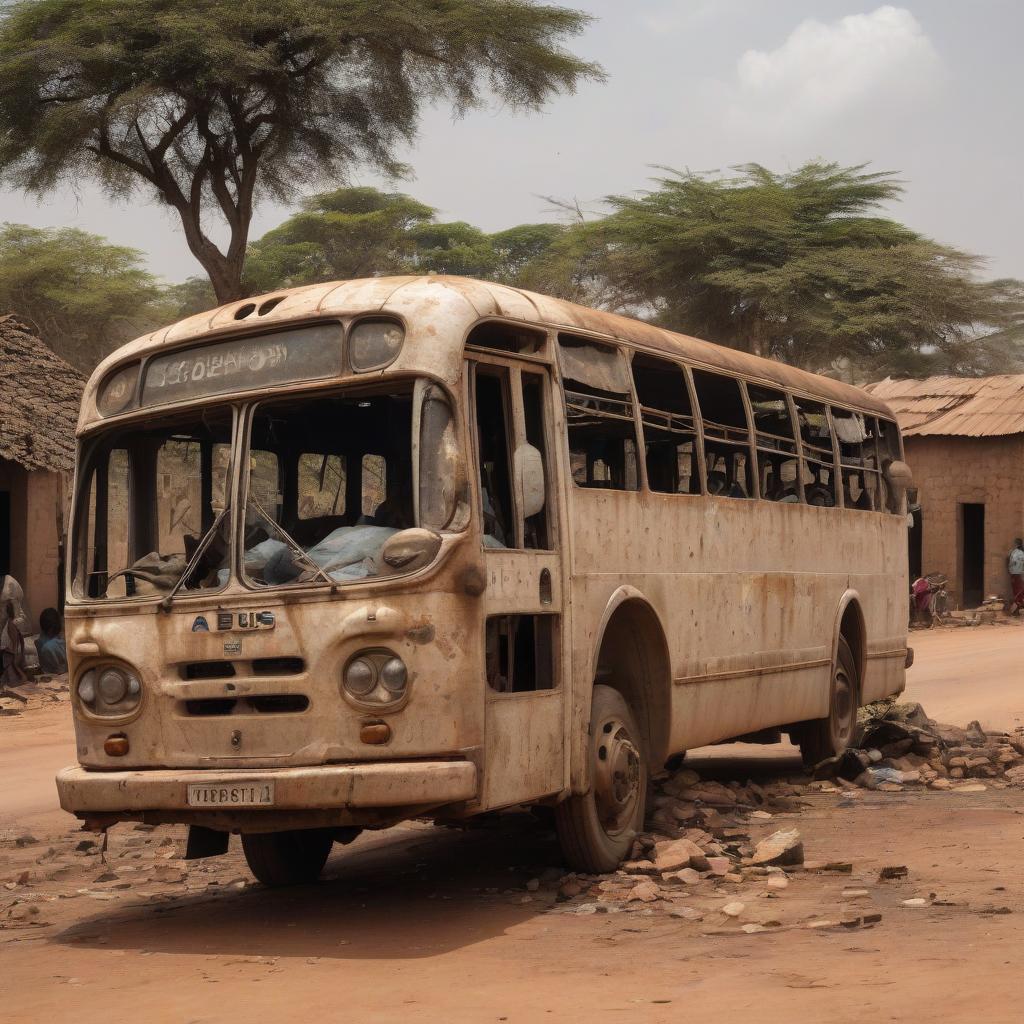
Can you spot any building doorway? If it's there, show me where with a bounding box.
[961,503,985,608]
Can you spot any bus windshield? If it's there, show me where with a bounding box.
[72,379,465,601]
[75,410,234,600]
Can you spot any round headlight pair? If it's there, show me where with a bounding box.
[343,651,408,703]
[77,666,142,716]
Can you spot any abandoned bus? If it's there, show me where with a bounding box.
[57,276,913,884]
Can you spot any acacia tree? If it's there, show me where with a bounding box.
[0,223,163,370]
[530,162,1024,377]
[0,0,600,302]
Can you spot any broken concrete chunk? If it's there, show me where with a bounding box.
[652,838,705,873]
[750,829,804,867]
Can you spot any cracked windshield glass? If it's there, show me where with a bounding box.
[243,383,453,586]
[75,411,233,600]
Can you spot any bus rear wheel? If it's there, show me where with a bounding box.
[796,637,858,767]
[555,685,647,874]
[241,828,333,887]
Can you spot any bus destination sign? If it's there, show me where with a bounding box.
[141,322,343,407]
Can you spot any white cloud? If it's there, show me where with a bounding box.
[726,6,942,132]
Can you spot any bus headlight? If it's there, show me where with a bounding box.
[380,657,408,695]
[342,650,408,704]
[344,657,377,697]
[77,665,142,716]
[77,670,97,705]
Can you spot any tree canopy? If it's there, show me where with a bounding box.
[0,223,163,370]
[0,0,600,302]
[241,186,567,294]
[528,162,1024,378]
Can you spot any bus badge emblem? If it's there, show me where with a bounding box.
[191,616,209,633]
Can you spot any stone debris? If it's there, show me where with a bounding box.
[812,700,1024,794]
[750,830,804,867]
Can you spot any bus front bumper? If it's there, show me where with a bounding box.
[56,760,478,819]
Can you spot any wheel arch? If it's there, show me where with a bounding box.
[585,586,672,773]
[833,589,866,701]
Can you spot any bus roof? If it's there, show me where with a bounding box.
[84,275,894,425]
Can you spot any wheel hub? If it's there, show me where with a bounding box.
[593,718,641,836]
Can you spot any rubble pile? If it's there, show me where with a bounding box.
[552,701,1017,925]
[814,701,1024,793]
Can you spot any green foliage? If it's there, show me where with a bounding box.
[0,223,163,369]
[530,162,1024,378]
[243,186,567,290]
[0,0,601,301]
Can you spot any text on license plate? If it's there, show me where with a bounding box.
[187,783,275,807]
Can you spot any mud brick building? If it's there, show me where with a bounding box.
[0,317,84,620]
[867,375,1024,609]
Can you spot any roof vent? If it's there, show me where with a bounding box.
[234,302,257,320]
[258,296,285,316]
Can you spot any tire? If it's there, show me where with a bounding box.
[555,685,647,874]
[241,828,333,887]
[797,637,859,767]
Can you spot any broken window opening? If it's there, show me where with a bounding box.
[748,384,799,503]
[632,353,700,495]
[558,335,640,492]
[244,385,422,587]
[298,453,347,520]
[876,417,904,513]
[466,321,546,356]
[473,369,516,547]
[486,615,557,693]
[521,371,552,549]
[793,397,837,507]
[75,412,233,600]
[693,370,753,499]
[832,407,881,511]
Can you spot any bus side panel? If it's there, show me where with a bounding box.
[567,489,908,756]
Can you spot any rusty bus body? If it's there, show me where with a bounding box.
[56,276,911,882]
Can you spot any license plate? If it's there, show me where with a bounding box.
[186,782,275,807]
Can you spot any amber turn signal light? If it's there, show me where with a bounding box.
[359,722,391,745]
[104,734,130,757]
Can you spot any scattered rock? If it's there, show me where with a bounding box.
[879,865,908,881]
[750,829,804,867]
[722,901,745,917]
[652,838,705,873]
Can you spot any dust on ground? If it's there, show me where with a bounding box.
[4,627,1024,1023]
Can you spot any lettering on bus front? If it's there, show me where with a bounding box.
[141,322,343,407]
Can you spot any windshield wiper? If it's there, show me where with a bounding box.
[159,505,230,611]
[247,496,335,587]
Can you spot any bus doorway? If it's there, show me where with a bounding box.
[0,489,9,574]
[961,502,985,608]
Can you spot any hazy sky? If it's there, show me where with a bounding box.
[2,1,1020,283]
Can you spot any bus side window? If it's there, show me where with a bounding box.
[521,371,552,549]
[297,453,347,520]
[557,335,639,491]
[876,418,904,513]
[793,397,837,507]
[748,383,800,502]
[692,370,753,499]
[631,353,700,495]
[473,367,516,547]
[833,408,878,511]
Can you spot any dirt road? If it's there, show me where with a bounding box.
[3,624,1024,1024]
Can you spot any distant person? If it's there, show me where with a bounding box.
[0,570,29,685]
[1008,539,1024,616]
[35,607,68,675]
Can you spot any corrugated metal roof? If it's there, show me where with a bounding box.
[864,375,1024,437]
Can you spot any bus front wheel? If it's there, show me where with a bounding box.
[555,685,647,874]
[241,828,333,887]
[795,637,858,767]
